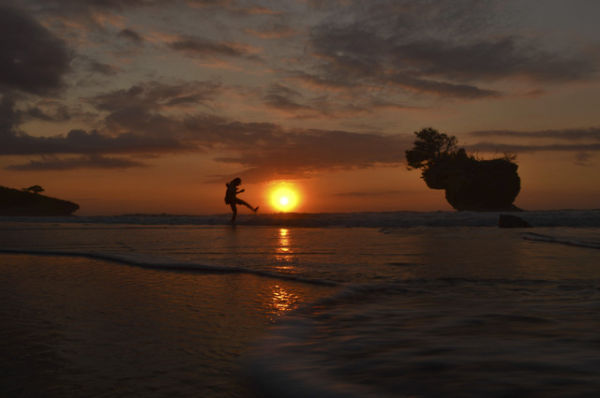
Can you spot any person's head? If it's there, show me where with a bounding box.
[230,177,242,186]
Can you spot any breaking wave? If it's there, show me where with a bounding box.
[0,248,340,286]
[523,232,600,249]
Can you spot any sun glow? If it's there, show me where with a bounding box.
[269,183,300,212]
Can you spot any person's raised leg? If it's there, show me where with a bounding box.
[236,198,258,212]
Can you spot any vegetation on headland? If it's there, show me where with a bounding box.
[0,185,79,216]
[406,128,521,211]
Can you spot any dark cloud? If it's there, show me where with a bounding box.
[0,95,23,133]
[469,128,600,141]
[91,81,221,112]
[168,35,260,61]
[2,80,411,177]
[28,0,162,14]
[245,24,296,39]
[6,155,147,171]
[3,115,411,178]
[465,127,600,157]
[465,142,600,153]
[263,84,316,114]
[0,5,71,95]
[25,102,71,122]
[210,127,411,181]
[0,128,189,156]
[118,28,144,43]
[391,38,596,83]
[263,83,418,119]
[89,81,222,136]
[86,59,119,75]
[301,0,598,98]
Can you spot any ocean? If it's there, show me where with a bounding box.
[1,210,599,397]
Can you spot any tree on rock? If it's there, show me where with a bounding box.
[406,128,521,211]
[23,185,44,194]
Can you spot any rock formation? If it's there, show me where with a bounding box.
[406,128,521,211]
[498,214,531,228]
[0,186,79,216]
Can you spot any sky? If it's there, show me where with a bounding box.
[1,0,599,215]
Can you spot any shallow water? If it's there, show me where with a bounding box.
[248,279,600,397]
[2,224,599,283]
[0,254,334,398]
[1,221,599,397]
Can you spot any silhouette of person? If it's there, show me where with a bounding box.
[225,177,258,224]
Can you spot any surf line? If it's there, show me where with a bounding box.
[0,248,342,287]
[522,232,600,250]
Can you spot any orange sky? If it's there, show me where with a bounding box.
[1,1,599,215]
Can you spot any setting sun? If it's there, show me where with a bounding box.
[269,183,300,212]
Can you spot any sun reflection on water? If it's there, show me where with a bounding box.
[275,228,295,271]
[270,284,298,314]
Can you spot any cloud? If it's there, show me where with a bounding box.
[0,129,189,156]
[3,117,411,178]
[0,94,23,133]
[262,83,318,115]
[118,28,144,43]
[89,81,223,136]
[465,142,600,153]
[27,0,164,15]
[210,127,411,181]
[0,70,470,178]
[168,35,261,61]
[86,59,119,75]
[465,127,600,155]
[300,0,598,99]
[5,155,147,171]
[390,37,596,83]
[262,83,417,119]
[468,128,600,141]
[2,80,412,177]
[91,81,222,112]
[186,1,281,15]
[245,24,296,39]
[25,101,71,122]
[0,5,71,95]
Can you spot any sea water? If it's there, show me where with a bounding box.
[1,210,599,397]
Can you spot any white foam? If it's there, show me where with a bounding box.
[523,232,600,249]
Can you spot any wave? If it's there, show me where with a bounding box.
[523,232,600,249]
[245,278,600,397]
[0,248,341,287]
[2,209,600,227]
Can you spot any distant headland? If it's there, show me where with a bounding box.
[406,128,521,211]
[0,185,79,216]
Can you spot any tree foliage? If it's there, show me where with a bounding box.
[405,128,458,170]
[23,185,44,194]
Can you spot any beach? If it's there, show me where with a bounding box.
[1,212,599,397]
